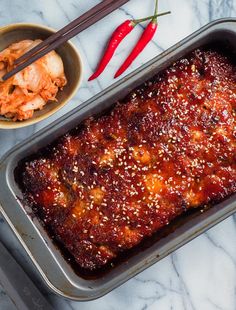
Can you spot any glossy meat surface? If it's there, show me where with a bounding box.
[21,49,236,270]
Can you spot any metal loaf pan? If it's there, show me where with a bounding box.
[0,18,236,301]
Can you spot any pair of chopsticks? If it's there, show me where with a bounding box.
[2,0,129,81]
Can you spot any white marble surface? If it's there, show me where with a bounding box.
[0,0,236,309]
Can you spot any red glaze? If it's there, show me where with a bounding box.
[21,49,236,270]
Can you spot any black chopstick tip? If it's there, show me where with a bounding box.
[1,72,13,82]
[1,75,8,82]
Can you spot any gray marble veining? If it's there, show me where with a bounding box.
[0,0,236,309]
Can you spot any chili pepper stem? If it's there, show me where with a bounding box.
[133,11,171,25]
[154,0,159,17]
[151,0,159,24]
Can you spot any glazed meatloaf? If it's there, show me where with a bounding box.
[20,48,236,270]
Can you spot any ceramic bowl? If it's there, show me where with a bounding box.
[0,23,83,129]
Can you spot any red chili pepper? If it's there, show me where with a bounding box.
[115,0,161,79]
[114,21,158,78]
[88,10,170,81]
[88,20,134,81]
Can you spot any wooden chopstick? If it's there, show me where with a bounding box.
[14,0,118,66]
[2,0,129,81]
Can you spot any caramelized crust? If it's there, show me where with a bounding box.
[21,49,236,270]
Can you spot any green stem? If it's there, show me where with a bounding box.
[133,11,171,24]
[154,0,159,17]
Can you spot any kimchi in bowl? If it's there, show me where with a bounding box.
[0,23,83,129]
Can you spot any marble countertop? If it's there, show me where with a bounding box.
[0,0,236,309]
